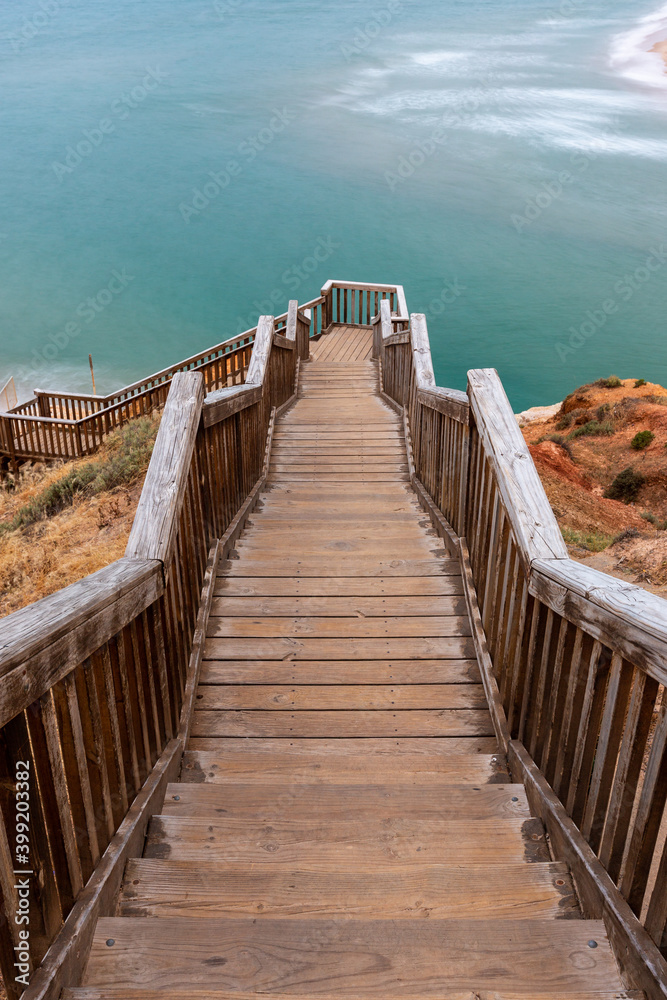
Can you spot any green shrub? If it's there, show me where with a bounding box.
[543,434,574,459]
[641,511,657,524]
[569,420,615,439]
[561,527,614,552]
[631,430,654,450]
[597,375,622,389]
[603,467,645,504]
[555,413,573,430]
[596,404,611,421]
[0,417,158,535]
[634,379,647,388]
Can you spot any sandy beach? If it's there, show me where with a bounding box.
[651,38,667,69]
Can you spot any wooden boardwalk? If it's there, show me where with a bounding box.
[73,329,626,999]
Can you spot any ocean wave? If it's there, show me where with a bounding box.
[609,2,667,88]
[329,73,667,158]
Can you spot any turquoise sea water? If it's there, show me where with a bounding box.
[1,0,667,410]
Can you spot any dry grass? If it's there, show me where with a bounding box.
[0,415,160,617]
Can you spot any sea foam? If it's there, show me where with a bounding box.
[609,2,667,88]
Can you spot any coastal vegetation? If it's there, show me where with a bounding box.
[521,376,667,590]
[0,414,159,615]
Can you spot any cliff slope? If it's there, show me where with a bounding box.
[520,377,667,593]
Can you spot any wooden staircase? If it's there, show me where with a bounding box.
[67,328,631,999]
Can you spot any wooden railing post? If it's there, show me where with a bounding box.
[35,393,51,419]
[126,372,205,574]
[320,282,332,332]
[285,301,307,363]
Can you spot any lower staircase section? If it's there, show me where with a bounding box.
[72,344,631,999]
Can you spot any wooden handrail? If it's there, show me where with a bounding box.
[125,373,205,571]
[32,327,262,410]
[4,280,666,998]
[467,368,568,567]
[2,284,408,464]
[376,305,667,996]
[531,557,667,686]
[0,559,162,730]
[0,310,300,1000]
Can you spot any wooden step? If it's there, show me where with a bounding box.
[65,990,645,1000]
[120,860,579,920]
[180,748,509,784]
[213,577,465,596]
[240,527,440,541]
[205,617,473,639]
[232,540,448,559]
[144,816,551,865]
[194,683,488,710]
[83,917,622,992]
[190,707,493,738]
[219,559,460,577]
[202,637,477,660]
[211,595,466,621]
[161,783,530,820]
[198,660,481,684]
[188,736,500,754]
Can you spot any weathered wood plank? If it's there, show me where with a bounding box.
[190,708,493,738]
[460,541,511,753]
[161,782,530,819]
[198,658,481,684]
[120,859,577,920]
[409,314,437,391]
[418,387,470,425]
[509,740,667,1000]
[125,372,204,567]
[202,636,476,659]
[84,916,619,992]
[467,369,568,565]
[206,616,472,639]
[65,990,645,1000]
[180,748,508,783]
[202,384,261,427]
[213,577,464,596]
[219,559,462,578]
[531,558,667,687]
[208,596,466,616]
[144,814,551,866]
[18,740,183,1000]
[0,559,162,730]
[187,736,500,754]
[193,683,488,710]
